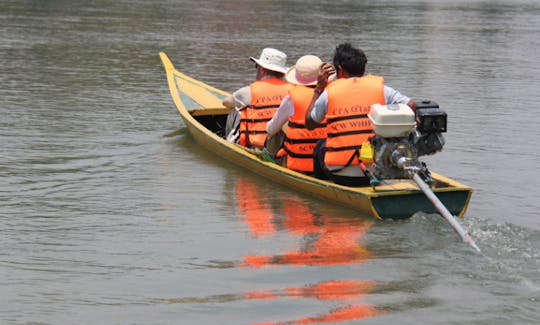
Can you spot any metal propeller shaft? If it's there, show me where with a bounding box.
[410,172,481,253]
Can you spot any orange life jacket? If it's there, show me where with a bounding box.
[324,75,384,167]
[239,78,291,148]
[279,85,327,173]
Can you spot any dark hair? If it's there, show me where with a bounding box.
[332,43,367,76]
[265,69,285,78]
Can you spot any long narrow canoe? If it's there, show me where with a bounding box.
[160,52,472,220]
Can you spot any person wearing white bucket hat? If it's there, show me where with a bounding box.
[223,48,291,148]
[265,55,329,173]
[249,48,288,74]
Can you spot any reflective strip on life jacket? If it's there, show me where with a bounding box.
[324,75,384,167]
[239,78,291,148]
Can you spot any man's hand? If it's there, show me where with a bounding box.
[305,63,336,130]
[316,62,336,90]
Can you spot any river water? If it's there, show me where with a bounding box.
[1,0,539,324]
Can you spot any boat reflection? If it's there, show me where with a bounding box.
[234,177,383,323]
[236,178,372,267]
[245,280,381,324]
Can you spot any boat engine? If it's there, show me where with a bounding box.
[366,101,447,181]
[365,101,480,252]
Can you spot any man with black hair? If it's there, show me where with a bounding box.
[305,43,416,186]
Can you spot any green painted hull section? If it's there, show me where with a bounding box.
[372,190,471,219]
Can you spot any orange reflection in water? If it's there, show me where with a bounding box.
[234,178,382,323]
[244,280,374,301]
[236,178,372,268]
[245,280,382,324]
[236,178,277,237]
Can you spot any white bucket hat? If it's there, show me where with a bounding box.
[250,48,288,74]
[285,55,322,86]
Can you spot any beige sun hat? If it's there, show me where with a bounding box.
[249,48,288,74]
[285,55,322,86]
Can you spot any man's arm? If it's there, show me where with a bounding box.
[267,95,294,135]
[222,86,250,109]
[222,95,236,109]
[305,88,325,130]
[305,63,335,130]
[384,85,416,111]
[407,99,417,112]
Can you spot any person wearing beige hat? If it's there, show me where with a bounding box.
[223,48,291,148]
[265,55,329,173]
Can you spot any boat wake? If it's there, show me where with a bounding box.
[410,213,540,292]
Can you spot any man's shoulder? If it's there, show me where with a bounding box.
[233,85,251,98]
[233,86,252,107]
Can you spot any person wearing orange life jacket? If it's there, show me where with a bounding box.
[266,55,329,173]
[223,48,292,148]
[305,43,417,186]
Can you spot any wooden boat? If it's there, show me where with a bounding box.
[159,52,472,220]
